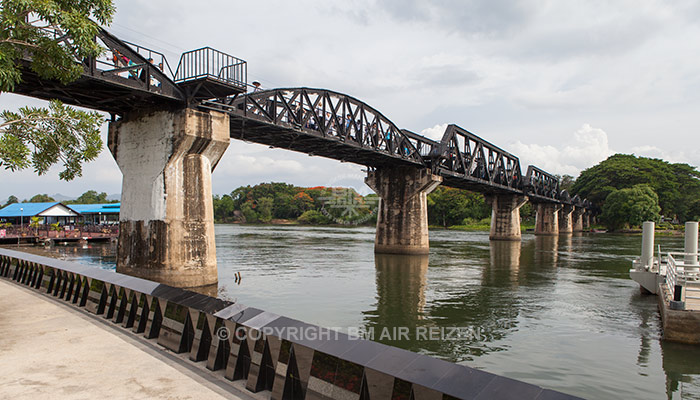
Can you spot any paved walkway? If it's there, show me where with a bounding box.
[0,279,253,399]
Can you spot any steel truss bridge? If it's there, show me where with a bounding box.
[12,26,591,209]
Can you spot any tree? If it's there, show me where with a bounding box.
[555,174,575,193]
[240,201,257,223]
[600,185,661,231]
[572,154,700,222]
[72,190,108,204]
[257,197,273,223]
[427,187,490,227]
[3,194,17,206]
[0,0,115,180]
[27,193,54,202]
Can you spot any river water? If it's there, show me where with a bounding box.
[24,225,700,399]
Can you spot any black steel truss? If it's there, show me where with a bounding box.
[430,124,523,193]
[525,166,560,202]
[205,88,426,167]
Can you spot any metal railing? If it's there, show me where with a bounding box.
[666,253,700,310]
[123,40,177,79]
[174,47,247,89]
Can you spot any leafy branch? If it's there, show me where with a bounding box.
[0,0,115,180]
[0,99,104,180]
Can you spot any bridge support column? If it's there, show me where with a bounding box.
[558,205,574,234]
[572,208,585,232]
[365,167,442,255]
[486,195,528,241]
[583,212,591,229]
[108,108,230,293]
[535,203,562,235]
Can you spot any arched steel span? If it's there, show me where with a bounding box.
[202,88,428,168]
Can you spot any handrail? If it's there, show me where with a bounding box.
[174,47,247,89]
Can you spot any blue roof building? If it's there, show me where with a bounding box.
[0,202,119,224]
[0,202,79,218]
[69,203,121,215]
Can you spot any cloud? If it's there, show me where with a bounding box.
[509,124,615,176]
[630,145,700,167]
[420,123,449,141]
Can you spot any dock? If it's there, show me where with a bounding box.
[630,221,700,344]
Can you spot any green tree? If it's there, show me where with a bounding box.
[240,201,257,223]
[257,197,273,222]
[427,187,490,227]
[3,194,17,206]
[556,174,575,193]
[71,190,108,204]
[213,194,236,223]
[0,0,115,180]
[600,185,661,231]
[297,210,331,225]
[572,154,700,222]
[27,193,54,202]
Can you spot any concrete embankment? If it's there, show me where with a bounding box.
[0,279,253,399]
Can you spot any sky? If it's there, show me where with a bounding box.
[2,0,700,201]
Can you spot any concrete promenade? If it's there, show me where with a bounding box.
[0,279,254,399]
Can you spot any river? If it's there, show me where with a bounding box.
[22,225,700,399]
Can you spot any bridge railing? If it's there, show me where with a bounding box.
[174,47,247,90]
[434,124,523,191]
[525,166,560,200]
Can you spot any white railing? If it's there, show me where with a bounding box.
[666,252,700,310]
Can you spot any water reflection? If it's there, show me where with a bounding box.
[488,240,521,284]
[662,341,700,399]
[10,227,700,399]
[534,235,559,265]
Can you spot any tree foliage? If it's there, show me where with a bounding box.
[213,182,378,225]
[27,193,53,202]
[427,187,490,227]
[1,100,103,179]
[0,0,115,180]
[3,194,17,206]
[66,189,111,204]
[572,154,700,222]
[600,185,661,231]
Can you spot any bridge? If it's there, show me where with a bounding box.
[11,25,593,290]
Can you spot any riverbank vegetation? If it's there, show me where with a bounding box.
[211,183,537,230]
[572,154,700,231]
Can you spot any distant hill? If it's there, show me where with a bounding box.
[50,193,74,202]
[107,193,120,201]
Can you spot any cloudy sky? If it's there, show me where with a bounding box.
[2,0,700,201]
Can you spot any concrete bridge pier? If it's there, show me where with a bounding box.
[583,212,591,229]
[572,208,585,232]
[486,194,528,241]
[108,108,230,293]
[558,205,574,234]
[534,203,562,235]
[366,167,442,255]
